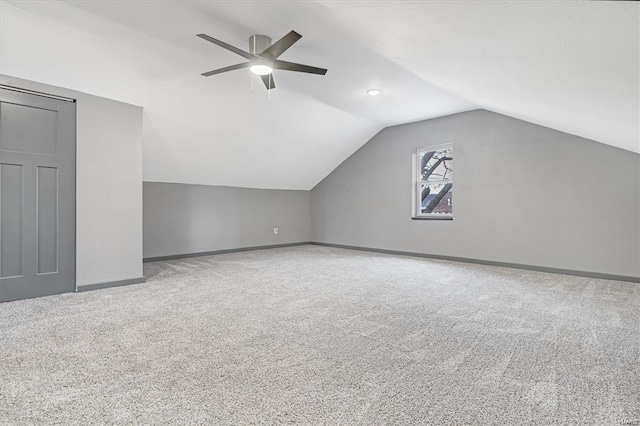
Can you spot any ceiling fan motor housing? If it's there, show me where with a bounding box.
[249,35,272,55]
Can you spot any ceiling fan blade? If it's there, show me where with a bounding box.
[201,62,250,77]
[259,30,302,60]
[197,33,253,60]
[273,60,327,75]
[260,74,276,90]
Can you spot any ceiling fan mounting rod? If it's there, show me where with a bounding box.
[249,35,272,55]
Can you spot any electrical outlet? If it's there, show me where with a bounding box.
[273,227,279,235]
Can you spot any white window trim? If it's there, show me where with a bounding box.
[412,143,453,219]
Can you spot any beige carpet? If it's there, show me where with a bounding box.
[1,245,639,425]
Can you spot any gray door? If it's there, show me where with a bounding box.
[0,88,76,302]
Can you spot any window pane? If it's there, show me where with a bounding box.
[420,183,452,215]
[419,148,453,181]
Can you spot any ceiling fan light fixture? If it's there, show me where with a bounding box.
[367,89,381,96]
[250,64,273,75]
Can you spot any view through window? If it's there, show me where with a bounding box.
[414,144,453,218]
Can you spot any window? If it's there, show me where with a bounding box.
[413,144,453,219]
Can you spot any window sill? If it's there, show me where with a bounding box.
[412,216,453,221]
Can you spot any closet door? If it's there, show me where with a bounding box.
[0,88,76,302]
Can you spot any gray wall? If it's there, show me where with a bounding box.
[311,110,640,278]
[143,182,311,259]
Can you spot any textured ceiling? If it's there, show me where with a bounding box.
[0,1,637,190]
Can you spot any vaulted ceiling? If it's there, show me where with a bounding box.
[1,1,637,190]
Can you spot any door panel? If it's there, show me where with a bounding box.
[37,166,58,274]
[0,163,23,278]
[0,88,75,302]
[0,101,58,155]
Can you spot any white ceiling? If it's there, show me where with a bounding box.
[1,1,637,190]
[321,0,639,155]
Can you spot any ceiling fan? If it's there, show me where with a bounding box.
[197,30,327,90]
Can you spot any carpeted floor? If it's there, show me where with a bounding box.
[0,245,638,425]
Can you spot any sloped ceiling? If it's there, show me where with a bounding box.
[320,0,639,155]
[0,1,637,190]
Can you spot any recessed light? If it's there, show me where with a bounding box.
[367,89,381,96]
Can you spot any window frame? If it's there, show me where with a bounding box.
[412,143,453,220]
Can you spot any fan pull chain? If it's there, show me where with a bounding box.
[268,74,272,101]
[252,36,256,94]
